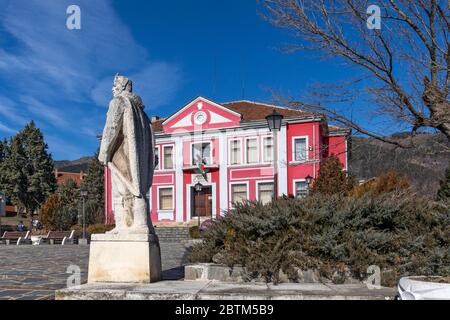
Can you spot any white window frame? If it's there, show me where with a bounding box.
[293,179,308,199]
[256,180,275,204]
[154,146,160,171]
[190,141,213,166]
[162,145,175,170]
[244,137,259,164]
[292,136,309,163]
[261,136,274,163]
[228,138,242,165]
[229,182,249,208]
[157,186,174,212]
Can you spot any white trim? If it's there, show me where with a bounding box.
[345,139,349,172]
[261,135,274,163]
[162,145,175,170]
[157,186,175,213]
[158,211,174,220]
[277,125,288,196]
[219,132,228,217]
[229,181,249,208]
[255,180,275,203]
[190,141,213,166]
[292,135,309,163]
[162,96,242,126]
[227,138,243,165]
[293,179,308,198]
[175,136,184,222]
[244,137,259,164]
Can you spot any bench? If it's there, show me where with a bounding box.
[40,230,76,245]
[0,231,30,245]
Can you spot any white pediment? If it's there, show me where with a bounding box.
[209,111,232,124]
[171,114,193,128]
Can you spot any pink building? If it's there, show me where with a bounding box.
[104,96,350,225]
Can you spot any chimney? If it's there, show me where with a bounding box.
[151,115,160,123]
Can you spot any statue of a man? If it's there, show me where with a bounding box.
[99,74,156,235]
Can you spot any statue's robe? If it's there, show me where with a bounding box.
[99,93,155,199]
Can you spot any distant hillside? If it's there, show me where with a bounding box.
[54,157,91,173]
[349,133,449,196]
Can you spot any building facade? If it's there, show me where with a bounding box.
[104,96,350,225]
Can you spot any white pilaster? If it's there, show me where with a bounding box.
[219,132,228,216]
[175,136,184,222]
[277,125,288,197]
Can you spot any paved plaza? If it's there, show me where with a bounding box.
[0,242,192,300]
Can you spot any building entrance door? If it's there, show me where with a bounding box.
[191,186,212,218]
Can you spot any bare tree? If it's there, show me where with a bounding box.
[262,0,449,148]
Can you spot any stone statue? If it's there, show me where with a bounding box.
[98,74,156,235]
[89,74,161,284]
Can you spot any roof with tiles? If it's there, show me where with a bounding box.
[151,100,348,134]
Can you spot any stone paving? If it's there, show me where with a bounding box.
[0,242,192,300]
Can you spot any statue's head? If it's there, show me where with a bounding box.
[112,73,133,97]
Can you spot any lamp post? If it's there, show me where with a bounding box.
[194,182,203,229]
[80,186,88,240]
[0,193,4,237]
[265,110,284,200]
[305,175,313,196]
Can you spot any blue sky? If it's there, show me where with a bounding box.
[0,0,355,160]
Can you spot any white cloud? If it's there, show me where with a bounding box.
[0,122,17,135]
[91,62,183,109]
[0,96,29,125]
[0,0,181,109]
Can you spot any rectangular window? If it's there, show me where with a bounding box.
[263,137,273,162]
[192,142,211,165]
[231,184,247,205]
[294,138,307,162]
[230,140,241,165]
[246,138,258,164]
[163,146,174,170]
[154,147,160,170]
[159,187,173,211]
[295,181,308,199]
[258,182,274,205]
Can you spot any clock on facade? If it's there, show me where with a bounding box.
[194,111,207,125]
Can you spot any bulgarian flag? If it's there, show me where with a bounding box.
[196,162,206,175]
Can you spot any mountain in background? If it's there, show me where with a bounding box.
[54,157,91,173]
[54,133,449,197]
[349,133,449,196]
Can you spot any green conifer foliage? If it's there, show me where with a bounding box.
[82,150,105,225]
[312,154,354,196]
[437,162,450,201]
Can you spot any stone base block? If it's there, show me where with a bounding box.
[88,233,162,284]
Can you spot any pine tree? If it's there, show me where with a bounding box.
[312,154,354,196]
[0,136,28,215]
[82,149,105,225]
[0,122,57,223]
[437,162,450,201]
[20,121,57,216]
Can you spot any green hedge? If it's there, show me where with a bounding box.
[190,192,450,286]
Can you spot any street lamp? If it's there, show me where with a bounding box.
[194,182,203,229]
[80,186,88,240]
[305,175,313,195]
[265,110,284,200]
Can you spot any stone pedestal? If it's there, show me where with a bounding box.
[88,233,162,284]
